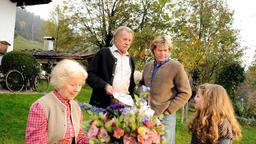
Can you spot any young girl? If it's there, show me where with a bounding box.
[189,83,242,144]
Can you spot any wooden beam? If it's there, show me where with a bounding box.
[10,0,52,6]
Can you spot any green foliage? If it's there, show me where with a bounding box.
[236,76,256,118]
[64,0,173,50]
[235,54,256,118]
[129,27,157,70]
[245,92,256,118]
[234,99,246,117]
[42,4,84,51]
[215,63,246,116]
[246,63,256,89]
[1,51,40,79]
[215,63,245,116]
[41,0,243,84]
[216,63,245,97]
[170,0,243,83]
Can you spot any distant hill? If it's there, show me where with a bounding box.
[15,8,45,42]
[13,35,43,51]
[14,8,45,51]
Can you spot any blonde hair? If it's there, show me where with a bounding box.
[50,59,88,89]
[189,83,242,143]
[150,35,173,52]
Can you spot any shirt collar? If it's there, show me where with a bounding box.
[154,58,170,68]
[110,45,129,56]
[53,90,70,105]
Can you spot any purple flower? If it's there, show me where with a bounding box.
[108,104,125,110]
[122,107,130,114]
[95,108,106,114]
[138,85,150,92]
[142,116,150,123]
[78,101,106,113]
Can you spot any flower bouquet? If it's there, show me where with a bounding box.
[79,96,165,144]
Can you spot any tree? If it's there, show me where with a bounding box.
[169,0,243,83]
[42,4,83,51]
[246,51,256,88]
[64,0,173,52]
[233,50,256,118]
[216,63,245,98]
[130,27,156,69]
[42,0,244,80]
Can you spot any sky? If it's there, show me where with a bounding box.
[26,0,256,68]
[226,0,256,68]
[25,0,60,20]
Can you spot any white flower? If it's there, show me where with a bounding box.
[139,105,155,117]
[134,70,142,83]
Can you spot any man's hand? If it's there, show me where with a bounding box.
[105,84,113,95]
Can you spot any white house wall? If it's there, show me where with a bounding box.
[0,0,16,52]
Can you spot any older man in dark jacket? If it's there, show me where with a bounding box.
[87,26,135,108]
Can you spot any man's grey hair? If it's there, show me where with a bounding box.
[112,26,134,41]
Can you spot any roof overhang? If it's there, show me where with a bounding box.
[31,50,96,61]
[10,0,52,6]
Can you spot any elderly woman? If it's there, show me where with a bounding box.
[26,59,88,144]
[139,35,191,144]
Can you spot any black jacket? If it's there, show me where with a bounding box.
[87,48,135,108]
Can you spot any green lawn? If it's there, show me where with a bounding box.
[13,35,43,51]
[0,87,255,143]
[0,86,91,143]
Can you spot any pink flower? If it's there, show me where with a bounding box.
[105,118,117,132]
[148,131,161,143]
[98,128,110,142]
[137,135,152,144]
[87,125,99,139]
[105,118,116,128]
[113,128,124,139]
[152,133,161,143]
[123,134,137,144]
[143,120,154,128]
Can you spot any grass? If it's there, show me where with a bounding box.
[0,93,42,143]
[0,86,256,143]
[13,35,43,51]
[0,86,91,143]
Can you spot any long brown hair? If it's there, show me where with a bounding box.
[189,83,242,143]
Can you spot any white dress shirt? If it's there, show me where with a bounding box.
[110,45,131,94]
